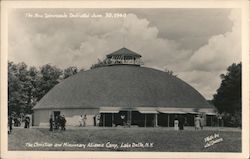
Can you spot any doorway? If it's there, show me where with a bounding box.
[53,111,60,121]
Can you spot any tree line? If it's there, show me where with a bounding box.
[212,63,242,127]
[8,61,242,127]
[8,61,82,115]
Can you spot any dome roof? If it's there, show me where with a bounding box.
[33,65,211,110]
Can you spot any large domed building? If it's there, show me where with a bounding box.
[33,48,217,127]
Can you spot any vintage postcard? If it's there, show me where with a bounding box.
[1,0,249,159]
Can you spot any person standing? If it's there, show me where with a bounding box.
[14,116,18,127]
[218,115,223,127]
[49,115,53,131]
[27,117,30,128]
[54,116,59,129]
[58,115,62,130]
[179,115,184,130]
[174,117,179,130]
[61,115,66,131]
[24,116,30,128]
[200,115,205,130]
[83,114,87,127]
[96,114,100,126]
[93,115,96,126]
[194,115,201,130]
[79,115,83,127]
[121,115,125,126]
[8,115,13,134]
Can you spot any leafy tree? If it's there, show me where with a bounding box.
[25,66,39,114]
[213,63,241,127]
[36,64,62,101]
[63,66,78,79]
[8,62,32,115]
[8,62,84,115]
[8,62,21,115]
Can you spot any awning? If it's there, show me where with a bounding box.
[139,110,158,114]
[199,108,217,113]
[206,112,217,115]
[188,112,200,114]
[99,107,120,113]
[158,110,186,114]
[99,110,119,113]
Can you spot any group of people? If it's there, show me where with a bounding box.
[174,115,185,130]
[79,114,87,127]
[49,115,66,131]
[194,115,205,130]
[23,116,31,128]
[174,114,205,130]
[79,114,102,127]
[8,114,31,134]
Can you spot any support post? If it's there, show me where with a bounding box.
[155,114,158,127]
[112,113,114,127]
[127,111,129,127]
[167,114,170,127]
[103,113,105,127]
[211,116,212,127]
[144,114,147,127]
[126,110,131,127]
[129,110,132,127]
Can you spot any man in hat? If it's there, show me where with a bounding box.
[61,115,66,131]
[49,115,53,131]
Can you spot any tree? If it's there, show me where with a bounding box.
[8,62,21,115]
[8,62,84,115]
[8,62,32,115]
[212,63,241,127]
[25,66,39,114]
[36,64,62,101]
[63,66,79,79]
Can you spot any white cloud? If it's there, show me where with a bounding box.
[9,12,192,69]
[189,9,241,71]
[8,9,241,99]
[178,70,225,100]
[179,9,241,99]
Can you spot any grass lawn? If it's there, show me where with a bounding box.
[8,127,241,152]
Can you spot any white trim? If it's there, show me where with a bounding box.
[99,110,119,113]
[158,110,186,114]
[206,112,217,115]
[138,110,158,114]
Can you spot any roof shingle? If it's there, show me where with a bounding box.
[34,65,212,110]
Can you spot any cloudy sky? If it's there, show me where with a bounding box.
[8,8,241,99]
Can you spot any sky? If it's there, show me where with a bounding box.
[8,8,241,99]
